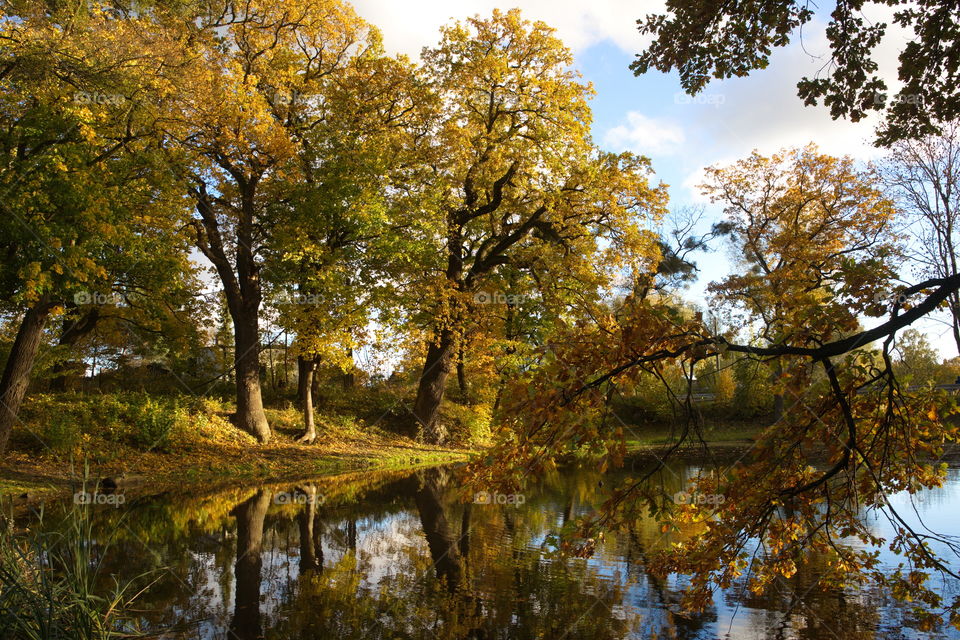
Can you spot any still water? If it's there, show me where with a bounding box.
[16,453,960,639]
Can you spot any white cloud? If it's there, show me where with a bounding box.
[604,111,685,156]
[351,0,665,58]
[671,13,913,165]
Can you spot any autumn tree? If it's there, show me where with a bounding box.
[410,9,666,443]
[893,328,941,385]
[264,49,429,442]
[0,3,191,453]
[705,145,901,420]
[165,0,383,443]
[632,0,960,144]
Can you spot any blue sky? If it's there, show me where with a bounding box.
[344,1,958,358]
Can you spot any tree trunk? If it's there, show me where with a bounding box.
[456,342,467,399]
[310,355,321,406]
[296,355,310,409]
[297,357,316,444]
[193,183,271,444]
[50,306,100,392]
[233,309,271,443]
[0,297,54,455]
[412,327,457,444]
[341,347,355,390]
[230,490,271,640]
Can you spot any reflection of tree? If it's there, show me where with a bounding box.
[732,554,884,640]
[413,468,463,591]
[296,485,323,575]
[25,460,940,639]
[230,489,271,640]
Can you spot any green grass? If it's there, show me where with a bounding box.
[624,421,762,448]
[0,503,157,639]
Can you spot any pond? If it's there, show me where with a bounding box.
[11,452,960,639]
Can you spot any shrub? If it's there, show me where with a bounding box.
[132,397,182,452]
[43,411,81,454]
[440,401,492,446]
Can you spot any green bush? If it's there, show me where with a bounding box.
[43,412,80,453]
[132,397,182,451]
[440,401,492,446]
[20,392,199,454]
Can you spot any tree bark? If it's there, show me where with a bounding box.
[310,355,321,406]
[296,355,311,409]
[49,305,100,392]
[0,297,54,455]
[456,342,467,399]
[233,309,271,443]
[297,357,316,444]
[412,327,457,444]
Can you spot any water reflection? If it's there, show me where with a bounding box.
[12,458,960,639]
[230,489,269,640]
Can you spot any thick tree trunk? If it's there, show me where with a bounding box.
[0,298,54,455]
[233,309,271,443]
[230,490,271,640]
[412,327,457,444]
[296,355,310,409]
[193,182,271,444]
[297,357,316,444]
[50,306,99,392]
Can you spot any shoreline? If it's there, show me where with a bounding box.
[0,436,473,503]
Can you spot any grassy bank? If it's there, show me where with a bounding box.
[0,391,472,500]
[0,390,775,501]
[623,420,763,448]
